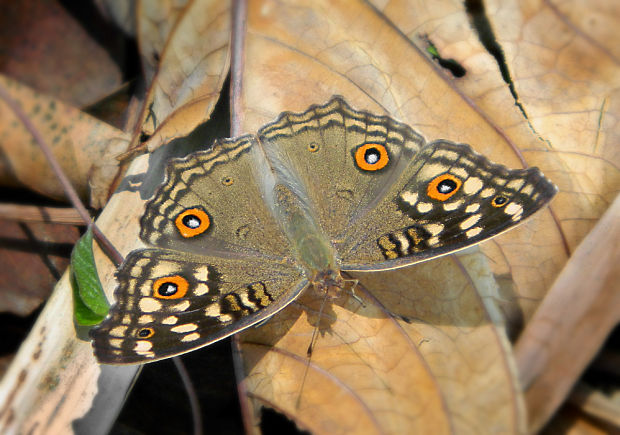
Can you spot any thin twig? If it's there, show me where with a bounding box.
[229,1,255,432]
[0,82,123,266]
[172,357,203,435]
[0,203,84,225]
[229,0,247,137]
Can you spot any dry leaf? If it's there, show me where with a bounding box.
[136,0,191,81]
[0,0,123,107]
[242,250,526,433]
[131,0,231,154]
[515,193,620,432]
[0,219,78,316]
[0,75,131,208]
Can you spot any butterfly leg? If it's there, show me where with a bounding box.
[343,278,366,308]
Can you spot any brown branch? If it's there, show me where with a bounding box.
[229,0,247,137]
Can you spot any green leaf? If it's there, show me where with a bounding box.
[70,227,109,325]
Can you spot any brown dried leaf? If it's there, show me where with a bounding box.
[515,193,620,432]
[137,0,191,81]
[0,0,123,107]
[241,250,526,433]
[94,0,137,36]
[0,75,131,208]
[0,219,79,316]
[133,0,231,153]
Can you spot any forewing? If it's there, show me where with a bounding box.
[258,97,425,242]
[140,135,290,260]
[338,140,558,270]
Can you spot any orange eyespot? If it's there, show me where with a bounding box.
[153,275,189,299]
[354,144,389,171]
[491,195,508,207]
[137,327,154,338]
[427,174,462,201]
[175,207,210,238]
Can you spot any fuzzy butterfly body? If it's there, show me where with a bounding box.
[91,97,557,364]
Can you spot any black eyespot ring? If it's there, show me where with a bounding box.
[138,327,154,338]
[491,195,508,207]
[307,142,319,152]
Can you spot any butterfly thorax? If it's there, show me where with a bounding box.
[310,268,346,299]
[273,183,341,279]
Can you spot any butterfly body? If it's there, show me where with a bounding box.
[91,97,557,364]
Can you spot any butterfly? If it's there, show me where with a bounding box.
[91,97,557,364]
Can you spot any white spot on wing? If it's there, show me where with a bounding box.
[194,283,210,296]
[450,166,468,179]
[139,298,162,313]
[425,223,444,236]
[443,200,464,211]
[401,191,418,206]
[182,332,201,342]
[465,203,480,213]
[109,338,123,348]
[417,202,433,213]
[171,300,191,312]
[435,149,459,160]
[463,177,483,194]
[218,314,234,323]
[480,187,495,198]
[152,262,183,278]
[171,323,198,333]
[110,326,128,337]
[460,214,481,230]
[138,282,152,297]
[134,340,153,351]
[419,163,448,180]
[521,184,534,195]
[427,236,440,246]
[506,179,525,190]
[135,258,150,268]
[504,203,523,216]
[205,304,221,317]
[134,340,154,356]
[194,266,210,281]
[139,315,154,324]
[466,227,483,238]
[162,316,178,325]
[395,233,410,254]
